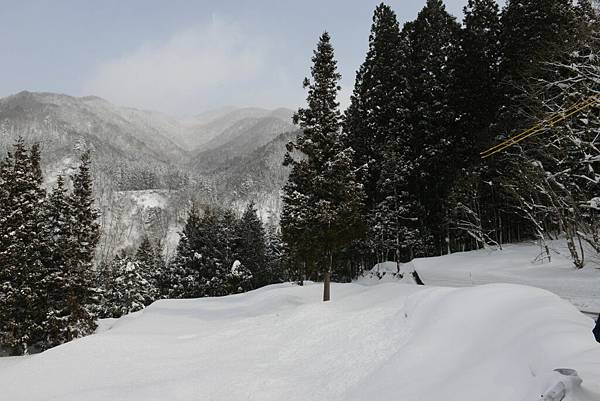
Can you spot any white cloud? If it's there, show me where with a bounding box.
[83,18,291,114]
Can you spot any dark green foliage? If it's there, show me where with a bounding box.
[344,3,407,210]
[0,139,47,354]
[135,236,163,303]
[282,32,366,290]
[97,254,157,318]
[402,0,461,253]
[282,0,600,272]
[167,205,254,299]
[236,202,269,288]
[0,140,100,355]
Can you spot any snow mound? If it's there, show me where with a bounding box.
[0,282,598,401]
[414,241,600,312]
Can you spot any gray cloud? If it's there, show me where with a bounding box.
[83,17,293,115]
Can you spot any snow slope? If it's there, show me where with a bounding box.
[1,281,599,401]
[414,241,600,313]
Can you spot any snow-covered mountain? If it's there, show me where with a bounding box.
[0,92,295,184]
[0,91,188,166]
[190,114,295,173]
[176,107,294,150]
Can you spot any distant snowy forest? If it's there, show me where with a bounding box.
[1,0,599,355]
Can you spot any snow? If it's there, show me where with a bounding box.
[1,280,599,401]
[359,261,419,285]
[126,189,169,209]
[414,241,600,313]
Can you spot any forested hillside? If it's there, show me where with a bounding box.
[282,0,600,295]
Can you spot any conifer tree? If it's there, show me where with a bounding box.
[98,255,152,318]
[0,139,47,354]
[134,236,161,305]
[403,0,461,253]
[236,202,268,288]
[62,150,100,340]
[498,0,579,134]
[344,3,406,210]
[446,0,504,251]
[43,175,76,348]
[264,223,285,283]
[167,205,204,298]
[451,0,502,161]
[282,32,366,301]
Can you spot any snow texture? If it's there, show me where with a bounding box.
[0,280,599,401]
[415,241,600,313]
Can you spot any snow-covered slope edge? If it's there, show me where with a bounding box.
[413,241,600,313]
[1,282,598,401]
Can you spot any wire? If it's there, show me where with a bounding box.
[481,93,600,159]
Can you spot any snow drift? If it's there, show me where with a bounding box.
[0,282,598,401]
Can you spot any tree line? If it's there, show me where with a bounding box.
[281,0,600,300]
[0,138,285,355]
[0,139,99,355]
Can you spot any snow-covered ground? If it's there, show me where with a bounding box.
[1,280,599,401]
[414,241,600,313]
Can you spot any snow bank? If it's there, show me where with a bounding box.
[0,282,598,401]
[414,241,600,313]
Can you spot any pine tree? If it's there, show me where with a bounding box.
[62,150,100,340]
[98,255,153,318]
[135,236,161,305]
[43,175,77,348]
[451,0,502,161]
[167,205,204,298]
[167,205,253,299]
[403,0,461,254]
[498,0,579,135]
[0,139,47,354]
[236,202,268,288]
[445,0,504,251]
[488,0,585,247]
[282,32,366,301]
[264,223,285,283]
[373,138,427,264]
[344,3,406,210]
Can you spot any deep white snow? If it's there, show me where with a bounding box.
[1,280,599,401]
[414,241,600,313]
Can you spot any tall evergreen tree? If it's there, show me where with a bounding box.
[451,0,502,160]
[0,139,47,354]
[282,32,365,301]
[98,254,153,318]
[498,0,579,134]
[167,204,204,298]
[344,3,406,210]
[62,150,100,340]
[135,236,161,305]
[236,202,268,288]
[403,0,461,254]
[445,0,504,251]
[43,175,76,348]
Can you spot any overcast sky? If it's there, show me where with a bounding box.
[0,0,503,115]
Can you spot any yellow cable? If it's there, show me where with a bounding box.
[481,93,600,158]
[480,95,596,157]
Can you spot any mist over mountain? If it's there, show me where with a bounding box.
[0,90,296,259]
[0,91,294,185]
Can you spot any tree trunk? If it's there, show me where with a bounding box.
[323,271,331,302]
[324,251,332,302]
